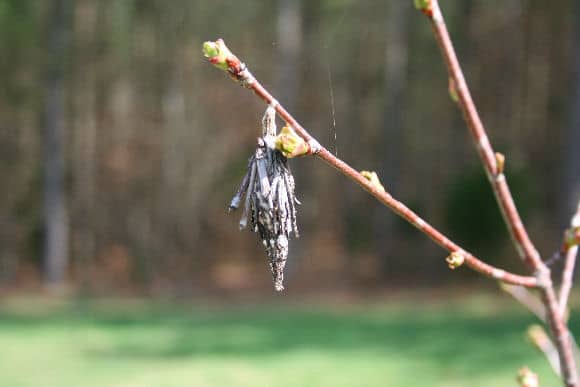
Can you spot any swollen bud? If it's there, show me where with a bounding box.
[414,0,433,17]
[495,152,505,174]
[517,367,539,387]
[564,226,580,250]
[361,171,385,192]
[448,78,459,103]
[202,39,234,71]
[275,125,310,158]
[445,251,465,270]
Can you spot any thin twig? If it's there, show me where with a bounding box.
[503,284,580,374]
[420,2,578,385]
[202,39,538,288]
[560,200,580,316]
[528,324,562,376]
[426,1,542,270]
[501,284,546,322]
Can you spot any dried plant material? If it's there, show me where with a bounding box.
[229,106,299,291]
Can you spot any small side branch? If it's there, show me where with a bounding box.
[559,200,580,316]
[423,1,543,271]
[202,39,538,288]
[528,324,562,376]
[501,284,546,322]
[416,1,578,385]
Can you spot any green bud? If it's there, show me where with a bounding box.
[445,251,465,269]
[414,0,428,10]
[517,367,539,387]
[275,126,310,158]
[414,0,433,17]
[495,152,505,174]
[202,41,219,58]
[448,78,459,103]
[565,226,580,249]
[202,39,232,71]
[361,171,385,192]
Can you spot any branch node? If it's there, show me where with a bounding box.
[238,65,255,88]
[491,268,506,280]
[307,138,322,154]
[534,268,552,289]
[269,99,279,109]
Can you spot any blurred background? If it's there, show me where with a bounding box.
[0,0,579,386]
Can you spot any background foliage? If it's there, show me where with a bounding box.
[0,0,578,295]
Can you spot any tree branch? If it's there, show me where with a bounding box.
[560,200,580,316]
[423,0,543,270]
[417,1,578,385]
[528,324,562,376]
[202,39,539,289]
[501,284,546,322]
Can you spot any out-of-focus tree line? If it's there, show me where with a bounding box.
[0,0,578,295]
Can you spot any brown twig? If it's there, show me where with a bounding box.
[503,284,580,375]
[201,29,580,383]
[421,1,578,385]
[560,200,580,316]
[528,324,562,376]
[426,1,542,270]
[202,39,539,288]
[501,284,546,322]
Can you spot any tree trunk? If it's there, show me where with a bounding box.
[374,1,411,277]
[561,0,580,221]
[43,0,70,287]
[276,0,302,111]
[71,0,98,291]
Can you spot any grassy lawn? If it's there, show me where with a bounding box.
[0,294,569,387]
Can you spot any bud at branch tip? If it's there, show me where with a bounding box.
[414,0,433,17]
[202,39,234,72]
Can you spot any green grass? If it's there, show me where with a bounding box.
[0,295,570,387]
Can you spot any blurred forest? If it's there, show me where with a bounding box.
[0,0,579,296]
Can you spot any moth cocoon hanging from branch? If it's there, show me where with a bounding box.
[228,106,300,291]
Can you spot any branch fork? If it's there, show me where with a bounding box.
[203,1,579,380]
